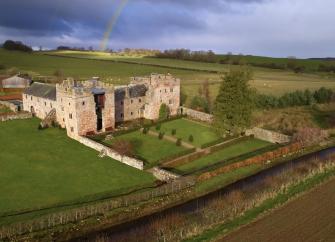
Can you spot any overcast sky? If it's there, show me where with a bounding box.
[0,0,334,58]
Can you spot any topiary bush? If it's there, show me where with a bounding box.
[156,123,161,131]
[171,129,177,136]
[158,132,165,140]
[188,135,194,143]
[176,138,182,146]
[142,127,149,134]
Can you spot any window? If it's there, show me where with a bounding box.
[169,100,173,104]
[82,101,85,106]
[63,118,65,122]
[69,113,73,119]
[131,112,133,116]
[131,99,133,104]
[25,94,28,99]
[69,102,71,106]
[31,96,33,101]
[170,88,173,92]
[61,107,64,111]
[165,89,167,93]
[121,113,124,118]
[44,102,47,106]
[160,99,163,103]
[70,127,74,132]
[121,101,124,105]
[139,99,142,103]
[50,103,53,108]
[160,90,162,93]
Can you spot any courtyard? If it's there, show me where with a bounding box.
[102,130,190,167]
[154,118,222,148]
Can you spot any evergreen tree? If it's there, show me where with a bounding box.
[213,69,254,136]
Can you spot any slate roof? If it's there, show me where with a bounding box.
[23,83,56,101]
[115,84,147,101]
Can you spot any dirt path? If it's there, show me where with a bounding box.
[220,177,335,242]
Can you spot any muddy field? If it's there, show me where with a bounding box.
[221,178,335,242]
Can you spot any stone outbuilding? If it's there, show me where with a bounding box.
[1,75,32,89]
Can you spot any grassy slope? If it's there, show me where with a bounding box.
[158,118,221,147]
[2,49,335,104]
[46,51,335,97]
[103,131,187,165]
[217,54,335,72]
[0,119,156,215]
[0,49,211,84]
[176,139,271,174]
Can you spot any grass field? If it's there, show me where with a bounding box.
[46,50,335,96]
[0,49,212,84]
[2,49,335,105]
[175,139,271,174]
[0,119,156,216]
[103,130,188,166]
[156,118,221,147]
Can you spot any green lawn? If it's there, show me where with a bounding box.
[0,119,156,216]
[103,130,188,166]
[175,139,271,174]
[157,118,221,147]
[0,49,210,84]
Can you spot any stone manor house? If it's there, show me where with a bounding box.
[22,74,180,138]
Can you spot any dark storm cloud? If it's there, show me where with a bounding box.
[0,0,263,36]
[0,0,334,57]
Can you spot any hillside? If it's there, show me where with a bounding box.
[1,49,335,104]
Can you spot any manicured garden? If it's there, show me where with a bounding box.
[156,118,221,147]
[103,130,189,166]
[175,138,272,174]
[0,119,156,216]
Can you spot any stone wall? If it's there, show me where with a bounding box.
[181,107,213,123]
[0,112,32,122]
[76,136,144,170]
[246,127,291,144]
[150,167,180,182]
[0,100,18,112]
[23,94,57,120]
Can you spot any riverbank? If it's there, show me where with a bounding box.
[68,145,335,242]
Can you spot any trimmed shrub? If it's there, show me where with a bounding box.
[156,123,161,131]
[142,127,149,134]
[158,132,165,140]
[176,138,182,146]
[188,135,194,143]
[171,129,177,136]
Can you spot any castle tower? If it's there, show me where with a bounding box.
[141,74,180,120]
[56,79,115,138]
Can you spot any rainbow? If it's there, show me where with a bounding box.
[100,0,129,51]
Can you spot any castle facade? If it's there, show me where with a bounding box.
[23,74,180,138]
